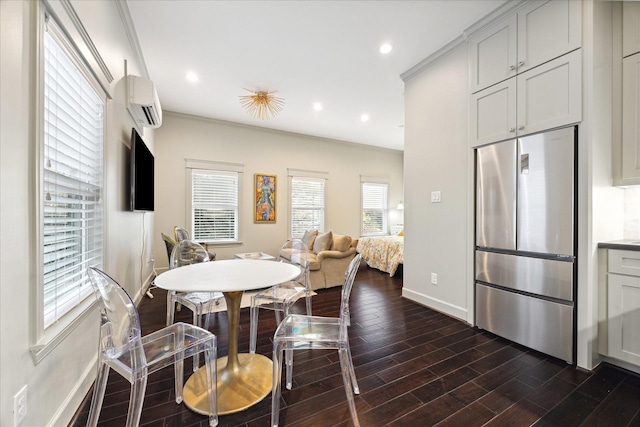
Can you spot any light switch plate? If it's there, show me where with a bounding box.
[431,191,441,203]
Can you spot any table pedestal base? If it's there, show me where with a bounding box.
[183,353,273,415]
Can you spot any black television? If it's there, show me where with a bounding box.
[130,128,154,212]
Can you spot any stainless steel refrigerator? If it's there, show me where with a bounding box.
[475,126,576,363]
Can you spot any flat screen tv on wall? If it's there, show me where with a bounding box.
[130,128,154,212]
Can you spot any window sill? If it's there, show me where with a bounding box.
[200,240,244,247]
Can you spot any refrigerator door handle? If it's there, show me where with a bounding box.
[520,153,529,174]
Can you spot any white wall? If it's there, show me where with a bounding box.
[153,112,404,268]
[402,45,472,322]
[0,1,154,425]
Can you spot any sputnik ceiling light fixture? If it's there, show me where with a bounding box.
[239,89,285,120]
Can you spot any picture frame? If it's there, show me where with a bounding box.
[254,173,276,223]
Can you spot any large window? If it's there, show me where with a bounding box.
[289,172,326,238]
[361,181,388,236]
[188,164,241,242]
[42,27,105,329]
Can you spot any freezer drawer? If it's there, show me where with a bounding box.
[475,250,574,301]
[476,284,574,363]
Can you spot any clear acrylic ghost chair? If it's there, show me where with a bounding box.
[86,267,218,427]
[174,225,190,242]
[167,240,224,370]
[271,254,362,427]
[174,226,216,260]
[249,239,311,353]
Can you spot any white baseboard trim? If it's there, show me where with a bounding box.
[402,287,469,323]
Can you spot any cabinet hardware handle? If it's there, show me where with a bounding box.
[518,125,525,130]
[518,60,525,67]
[509,65,516,71]
[509,127,516,133]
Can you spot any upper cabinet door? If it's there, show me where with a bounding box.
[517,0,582,74]
[469,14,517,94]
[516,49,582,137]
[469,79,516,147]
[623,1,640,58]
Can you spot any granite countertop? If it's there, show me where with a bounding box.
[598,240,640,251]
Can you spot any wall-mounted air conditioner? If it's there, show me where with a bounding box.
[127,75,162,128]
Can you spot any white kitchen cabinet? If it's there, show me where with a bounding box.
[469,0,581,94]
[516,49,582,136]
[621,53,640,182]
[469,15,517,94]
[469,79,517,147]
[470,50,581,147]
[606,250,640,367]
[623,1,640,58]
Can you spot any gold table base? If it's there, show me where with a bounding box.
[183,353,273,415]
[182,290,273,415]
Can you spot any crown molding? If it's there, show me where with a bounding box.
[115,0,150,79]
[401,0,527,82]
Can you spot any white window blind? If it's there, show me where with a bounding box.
[290,177,325,238]
[191,169,239,242]
[43,29,104,328]
[361,182,388,236]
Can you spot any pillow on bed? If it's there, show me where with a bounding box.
[331,234,352,252]
[313,231,333,254]
[301,229,318,249]
[397,229,404,236]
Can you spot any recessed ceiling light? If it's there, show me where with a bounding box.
[379,43,393,54]
[186,72,199,83]
[361,113,370,122]
[313,102,323,111]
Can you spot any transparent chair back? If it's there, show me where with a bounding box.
[86,267,218,427]
[249,239,310,353]
[271,254,362,427]
[174,225,190,242]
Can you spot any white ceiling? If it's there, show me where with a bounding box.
[126,0,507,151]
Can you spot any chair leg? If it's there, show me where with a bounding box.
[86,362,110,427]
[345,344,359,394]
[174,355,185,404]
[204,343,218,427]
[125,375,148,427]
[338,349,360,427]
[166,292,176,326]
[250,303,259,353]
[271,341,285,427]
[285,346,294,390]
[192,309,202,372]
[305,293,312,316]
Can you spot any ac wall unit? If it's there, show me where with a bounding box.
[127,75,162,128]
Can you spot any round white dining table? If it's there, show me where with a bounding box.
[154,259,301,415]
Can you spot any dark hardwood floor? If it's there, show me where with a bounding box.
[70,262,640,427]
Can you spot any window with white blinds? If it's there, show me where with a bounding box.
[361,182,388,236]
[190,169,239,242]
[290,177,325,238]
[42,29,105,329]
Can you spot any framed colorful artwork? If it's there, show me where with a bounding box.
[254,173,276,223]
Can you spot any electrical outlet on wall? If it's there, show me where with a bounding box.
[431,273,438,285]
[14,385,27,426]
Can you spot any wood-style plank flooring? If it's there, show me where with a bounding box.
[70,262,640,426]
